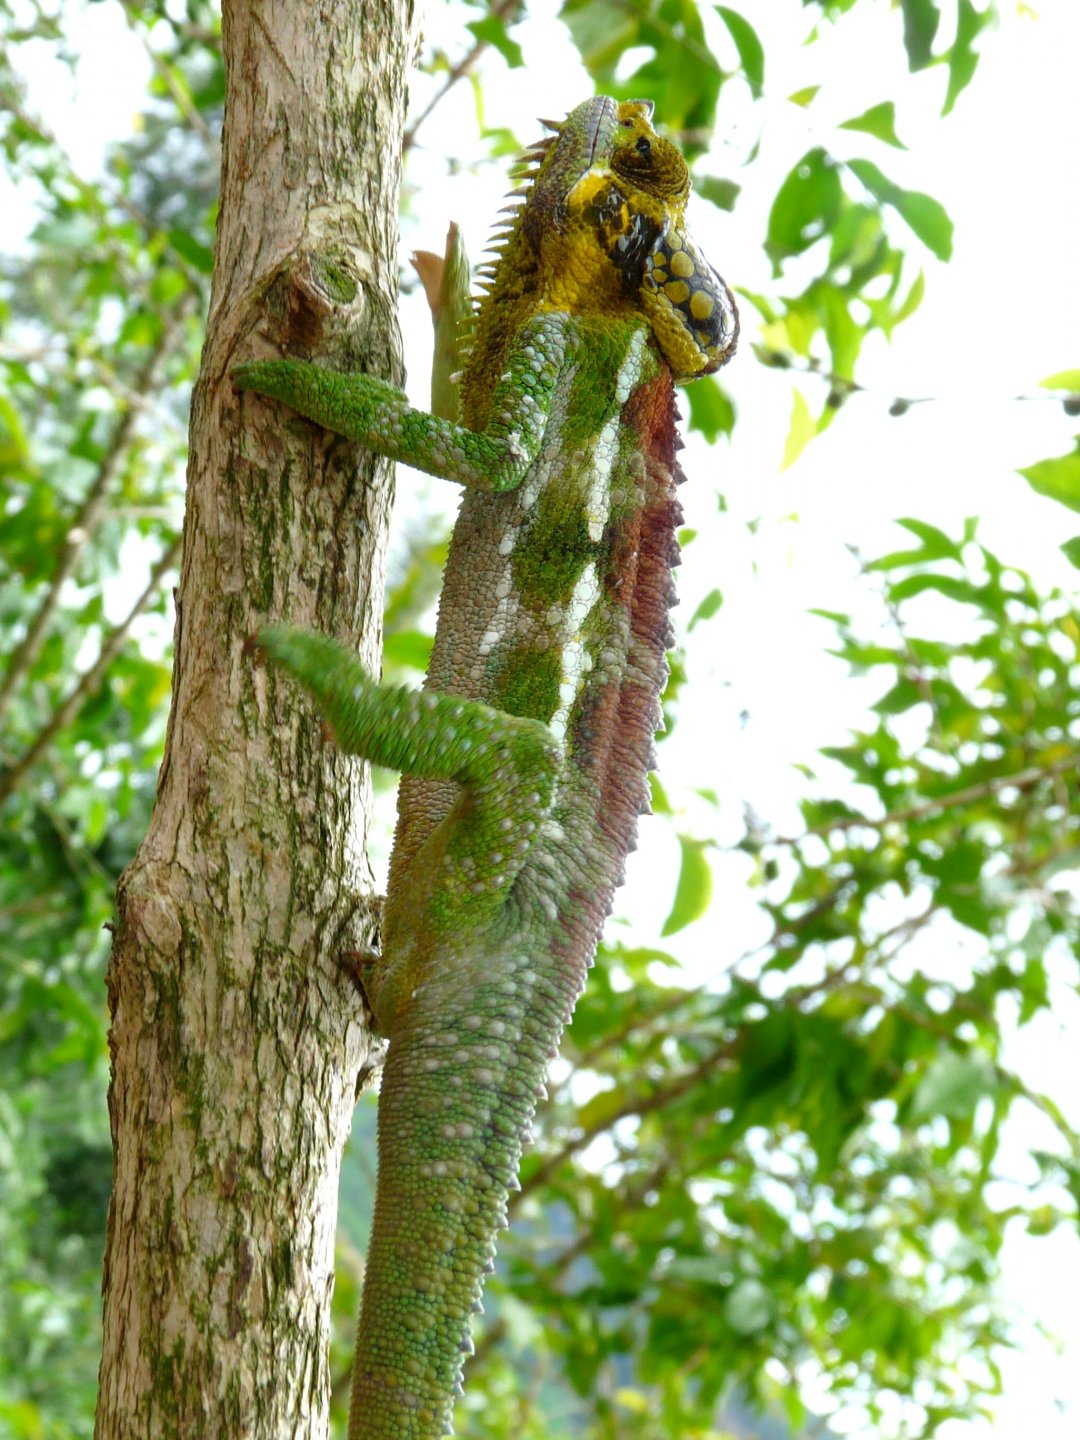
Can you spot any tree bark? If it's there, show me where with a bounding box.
[96,2,419,1436]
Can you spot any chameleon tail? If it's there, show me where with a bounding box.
[348,953,573,1440]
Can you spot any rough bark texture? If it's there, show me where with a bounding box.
[96,2,419,1436]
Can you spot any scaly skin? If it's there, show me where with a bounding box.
[234,96,737,1440]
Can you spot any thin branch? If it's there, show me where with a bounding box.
[0,58,207,293]
[512,1042,736,1211]
[0,302,190,726]
[776,751,1080,845]
[403,0,524,151]
[566,984,701,1078]
[119,1,216,147]
[855,540,945,740]
[756,345,1080,416]
[0,537,181,806]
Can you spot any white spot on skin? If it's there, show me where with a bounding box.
[584,416,619,542]
[548,562,601,741]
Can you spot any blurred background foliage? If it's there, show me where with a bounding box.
[1,1,1079,1438]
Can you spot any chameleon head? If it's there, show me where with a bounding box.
[540,97,739,381]
[464,96,738,419]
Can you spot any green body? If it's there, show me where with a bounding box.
[234,96,737,1440]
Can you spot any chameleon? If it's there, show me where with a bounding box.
[233,95,737,1440]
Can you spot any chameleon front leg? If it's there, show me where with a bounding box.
[233,310,569,493]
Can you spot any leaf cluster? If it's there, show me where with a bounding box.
[0,4,217,1433]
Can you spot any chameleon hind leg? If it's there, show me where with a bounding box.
[256,627,560,988]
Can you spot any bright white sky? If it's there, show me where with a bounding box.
[5,1,1079,1436]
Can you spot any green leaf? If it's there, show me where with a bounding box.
[910,1050,997,1120]
[899,0,940,71]
[725,1277,773,1334]
[873,677,924,716]
[688,588,723,629]
[1061,537,1080,570]
[466,16,525,69]
[648,771,672,816]
[765,148,842,268]
[684,376,735,441]
[781,389,816,470]
[716,7,765,98]
[894,269,926,325]
[788,85,820,108]
[661,835,713,936]
[165,228,214,274]
[1019,440,1080,514]
[560,0,639,74]
[888,573,980,605]
[0,391,30,465]
[944,0,989,115]
[847,158,953,260]
[695,174,740,212]
[1040,369,1080,391]
[895,517,961,559]
[839,101,906,149]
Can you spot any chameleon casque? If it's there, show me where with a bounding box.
[233,95,737,1440]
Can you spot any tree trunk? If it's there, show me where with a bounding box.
[96,2,419,1435]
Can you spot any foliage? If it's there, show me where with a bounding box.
[1,2,1077,1439]
[0,3,213,1435]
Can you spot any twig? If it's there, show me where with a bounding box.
[403,0,524,151]
[512,1042,736,1209]
[0,537,181,805]
[0,57,207,293]
[776,751,1080,845]
[756,345,1080,416]
[0,302,190,726]
[119,1,217,147]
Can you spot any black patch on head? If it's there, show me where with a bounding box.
[584,184,663,292]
